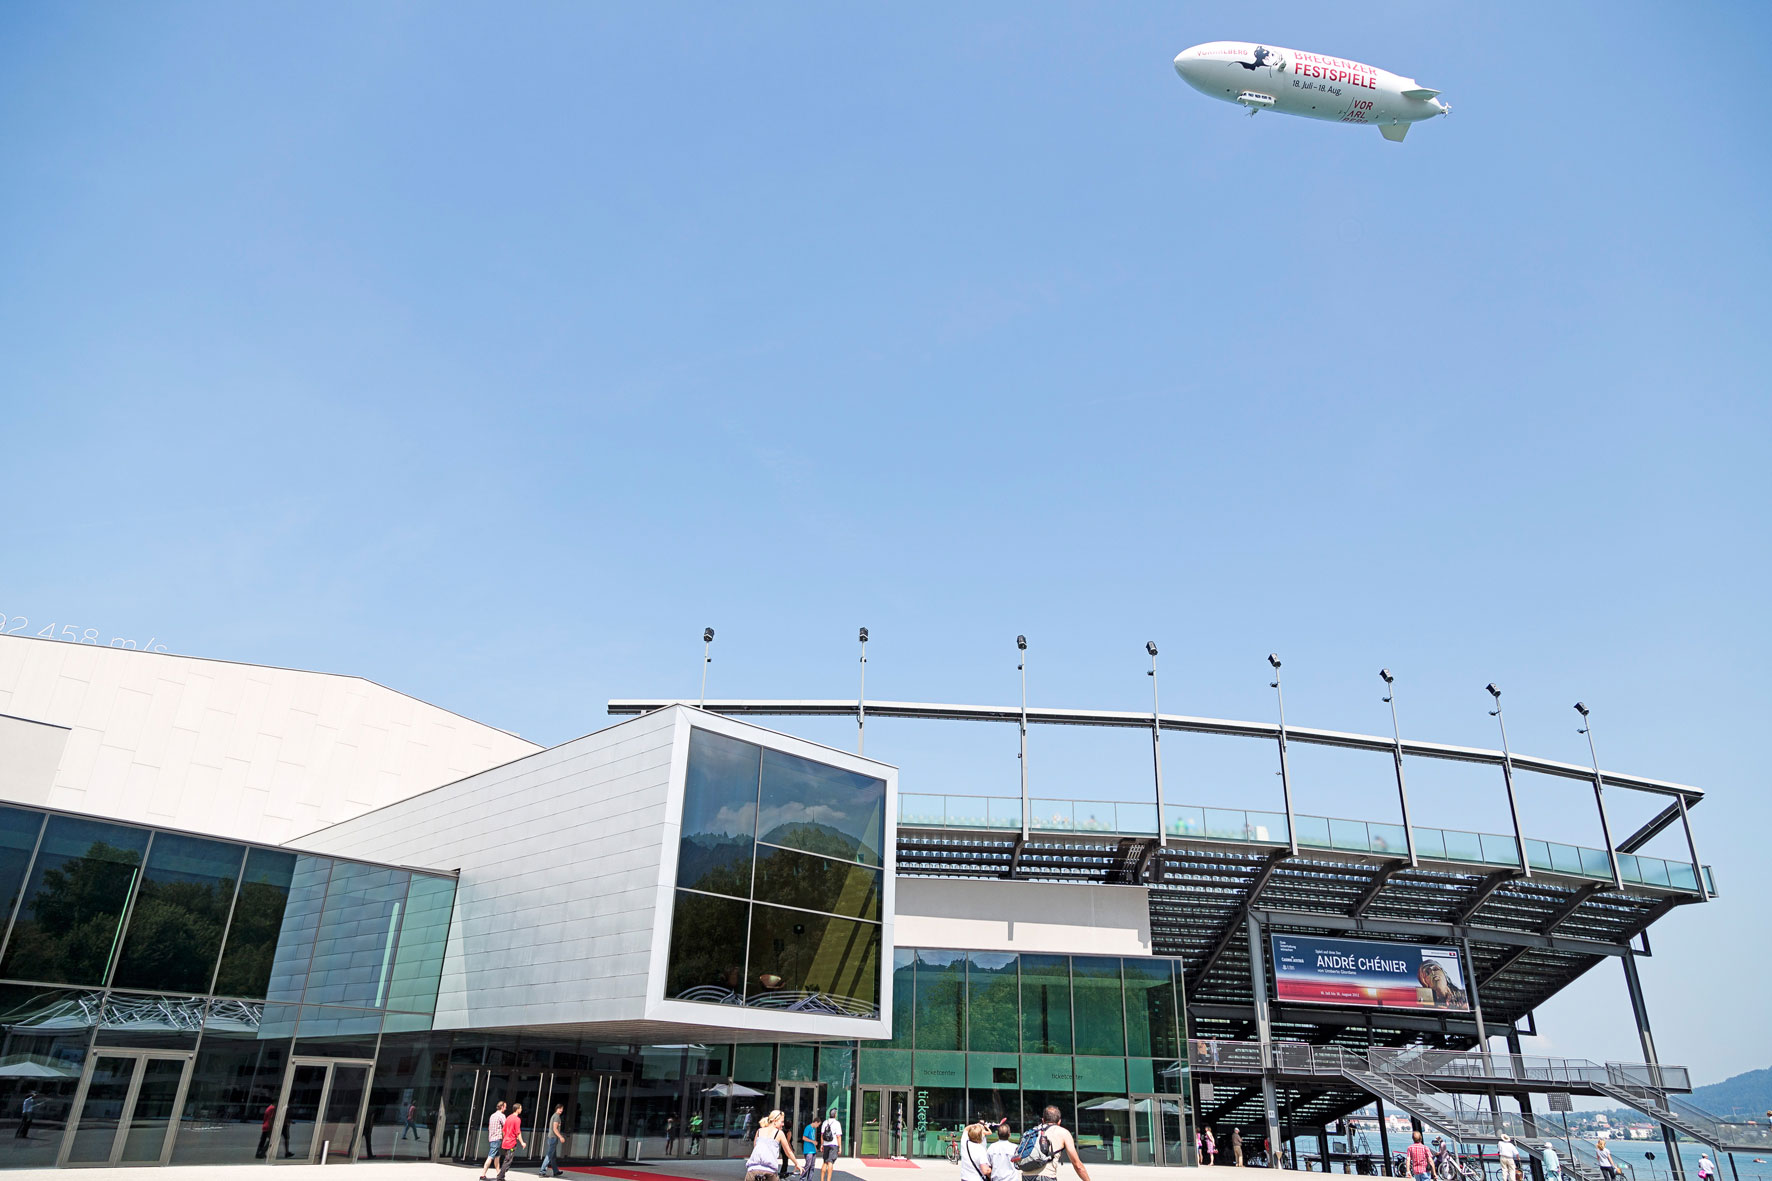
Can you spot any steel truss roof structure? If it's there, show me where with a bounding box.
[611,698,1709,1135]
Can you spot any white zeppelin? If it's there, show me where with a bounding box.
[1173,41,1449,141]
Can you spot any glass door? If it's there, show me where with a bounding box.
[60,1050,193,1168]
[856,1087,910,1160]
[567,1073,631,1161]
[441,1067,485,1163]
[269,1058,374,1164]
[317,1065,368,1162]
[779,1082,820,1160]
[1130,1095,1189,1166]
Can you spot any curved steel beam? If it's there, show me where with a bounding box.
[607,699,1703,802]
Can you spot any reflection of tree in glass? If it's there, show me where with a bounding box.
[5,842,142,984]
[213,880,292,998]
[676,836,754,896]
[117,875,234,993]
[665,892,748,1002]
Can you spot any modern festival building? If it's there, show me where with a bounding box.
[0,634,1753,1174]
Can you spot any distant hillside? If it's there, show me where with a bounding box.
[1691,1066,1772,1119]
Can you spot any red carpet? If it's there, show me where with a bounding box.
[860,1159,920,1168]
[563,1169,712,1181]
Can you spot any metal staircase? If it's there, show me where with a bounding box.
[1327,1050,1604,1181]
[1590,1079,1772,1153]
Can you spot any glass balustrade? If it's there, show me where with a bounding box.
[899,794,1708,893]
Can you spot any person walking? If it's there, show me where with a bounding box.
[664,1115,677,1155]
[744,1110,801,1181]
[800,1115,820,1179]
[402,1099,420,1140]
[1012,1105,1093,1181]
[818,1106,843,1181]
[1542,1144,1561,1181]
[987,1121,1017,1179]
[1406,1132,1433,1181]
[539,1103,566,1178]
[256,1102,275,1159]
[15,1092,35,1140]
[495,1102,526,1181]
[1497,1134,1519,1181]
[1232,1127,1244,1167]
[479,1100,507,1181]
[1595,1140,1616,1181]
[1205,1127,1217,1166]
[1698,1153,1717,1181]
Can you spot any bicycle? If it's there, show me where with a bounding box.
[944,1131,962,1165]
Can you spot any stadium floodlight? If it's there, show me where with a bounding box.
[1484,682,1530,876]
[1379,667,1417,865]
[1146,640,1165,852]
[1573,701,1624,887]
[1016,635,1030,840]
[857,628,869,754]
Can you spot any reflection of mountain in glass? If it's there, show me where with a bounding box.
[676,834,754,896]
[759,821,864,863]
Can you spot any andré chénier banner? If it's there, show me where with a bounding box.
[1270,934,1470,1012]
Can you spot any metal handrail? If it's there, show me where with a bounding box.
[904,793,1711,894]
[1189,1039,1686,1092]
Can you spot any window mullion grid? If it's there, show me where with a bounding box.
[205,845,252,999]
[0,811,47,972]
[102,829,154,992]
[741,750,763,1009]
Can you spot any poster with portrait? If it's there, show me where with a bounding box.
[1270,934,1470,1012]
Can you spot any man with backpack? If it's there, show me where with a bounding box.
[1013,1106,1092,1181]
[818,1108,843,1181]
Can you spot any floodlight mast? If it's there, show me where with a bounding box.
[1487,683,1531,877]
[1380,669,1419,867]
[1573,702,1625,889]
[857,628,869,754]
[1017,635,1029,841]
[699,628,715,708]
[1147,642,1165,848]
[1268,655,1299,855]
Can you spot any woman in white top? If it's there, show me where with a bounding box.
[959,1123,993,1181]
[746,1111,802,1181]
[1595,1140,1616,1181]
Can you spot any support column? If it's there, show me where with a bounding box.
[1248,915,1282,1166]
[1465,938,1503,1135]
[1507,1028,1545,1181]
[1376,1098,1392,1170]
[1621,951,1686,1181]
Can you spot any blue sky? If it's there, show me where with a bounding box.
[2,4,1768,1082]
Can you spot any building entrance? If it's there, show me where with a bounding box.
[857,1087,911,1159]
[777,1082,822,1158]
[1129,1095,1188,1167]
[441,1067,632,1166]
[269,1057,374,1165]
[59,1049,194,1168]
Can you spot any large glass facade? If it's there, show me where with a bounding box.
[666,728,887,1017]
[0,803,455,1170]
[854,950,1193,1166]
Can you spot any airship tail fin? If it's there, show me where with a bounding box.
[1379,122,1409,142]
[1402,86,1440,99]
